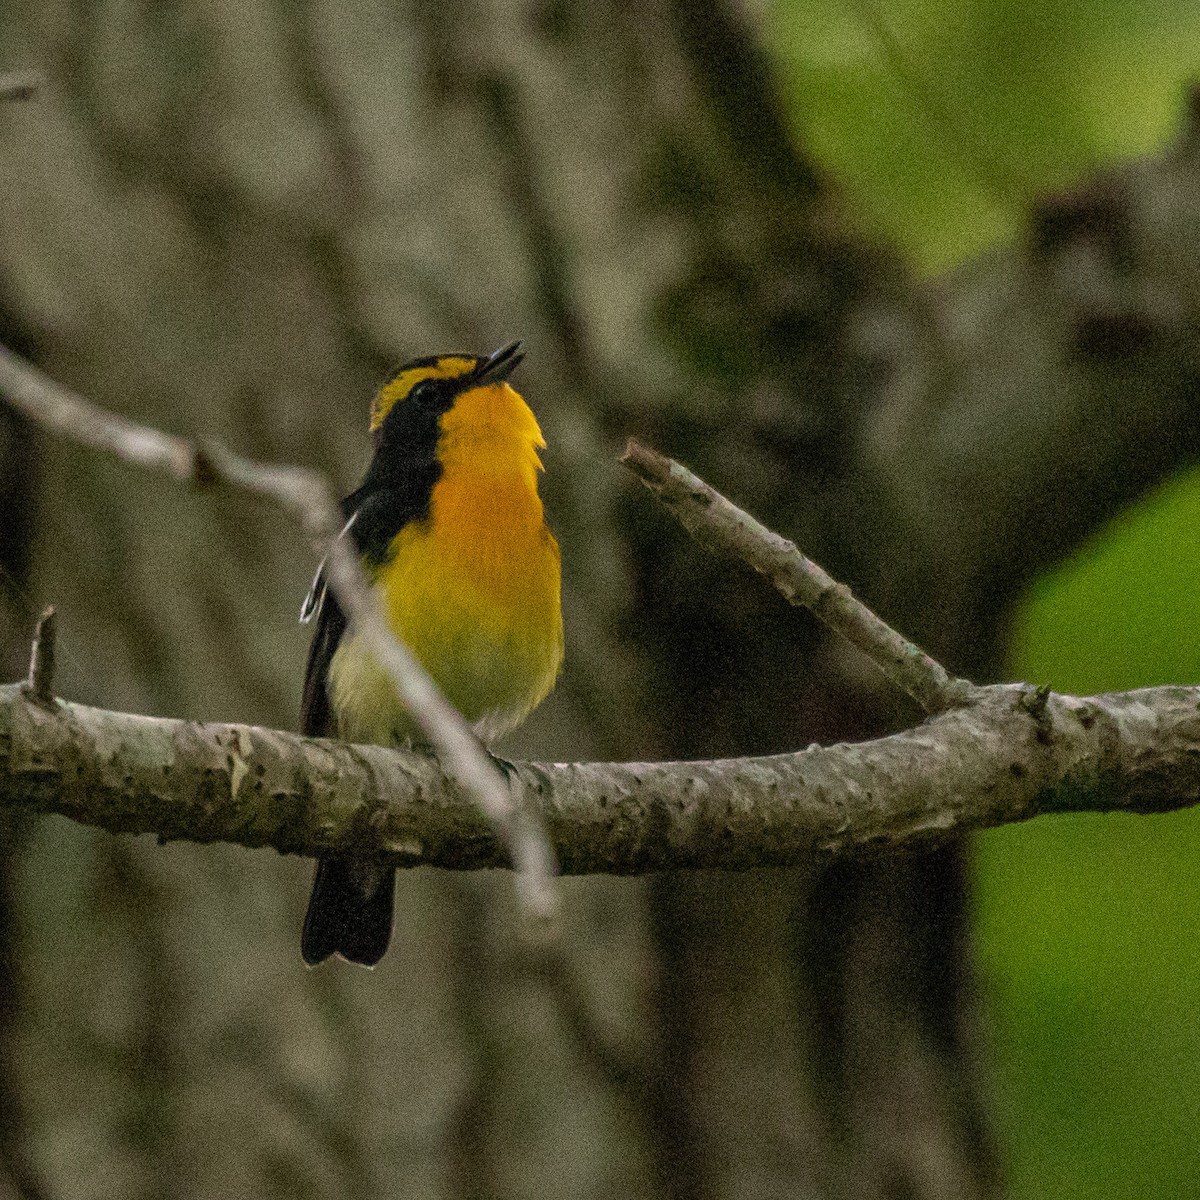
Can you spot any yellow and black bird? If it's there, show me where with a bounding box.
[299,341,563,966]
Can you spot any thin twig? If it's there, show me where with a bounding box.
[0,71,42,104]
[0,342,559,929]
[620,438,974,714]
[23,608,56,706]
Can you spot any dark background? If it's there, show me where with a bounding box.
[2,2,1199,1197]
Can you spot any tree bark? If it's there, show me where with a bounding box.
[2,2,1199,1197]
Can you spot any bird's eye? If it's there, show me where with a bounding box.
[408,378,439,408]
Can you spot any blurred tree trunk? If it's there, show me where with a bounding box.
[2,2,1199,1198]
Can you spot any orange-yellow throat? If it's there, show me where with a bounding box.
[328,380,563,745]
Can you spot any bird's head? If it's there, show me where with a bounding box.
[370,341,526,448]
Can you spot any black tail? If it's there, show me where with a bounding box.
[301,858,396,967]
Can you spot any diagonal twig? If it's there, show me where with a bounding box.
[0,342,560,930]
[620,438,974,714]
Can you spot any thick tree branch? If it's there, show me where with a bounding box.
[0,343,560,925]
[863,96,1200,636]
[1,680,1197,872]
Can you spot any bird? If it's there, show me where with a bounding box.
[298,341,563,966]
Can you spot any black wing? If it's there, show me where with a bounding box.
[297,467,439,967]
[300,578,347,737]
[298,479,435,738]
[299,507,362,738]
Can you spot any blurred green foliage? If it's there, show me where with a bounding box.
[990,468,1200,1198]
[772,0,1200,272]
[771,2,1200,1194]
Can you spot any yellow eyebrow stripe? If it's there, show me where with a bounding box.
[369,356,476,431]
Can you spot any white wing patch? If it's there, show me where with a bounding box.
[300,510,359,624]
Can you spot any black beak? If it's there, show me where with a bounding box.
[474,340,524,385]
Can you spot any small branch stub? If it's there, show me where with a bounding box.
[25,607,57,706]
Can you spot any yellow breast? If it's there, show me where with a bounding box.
[328,382,563,746]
